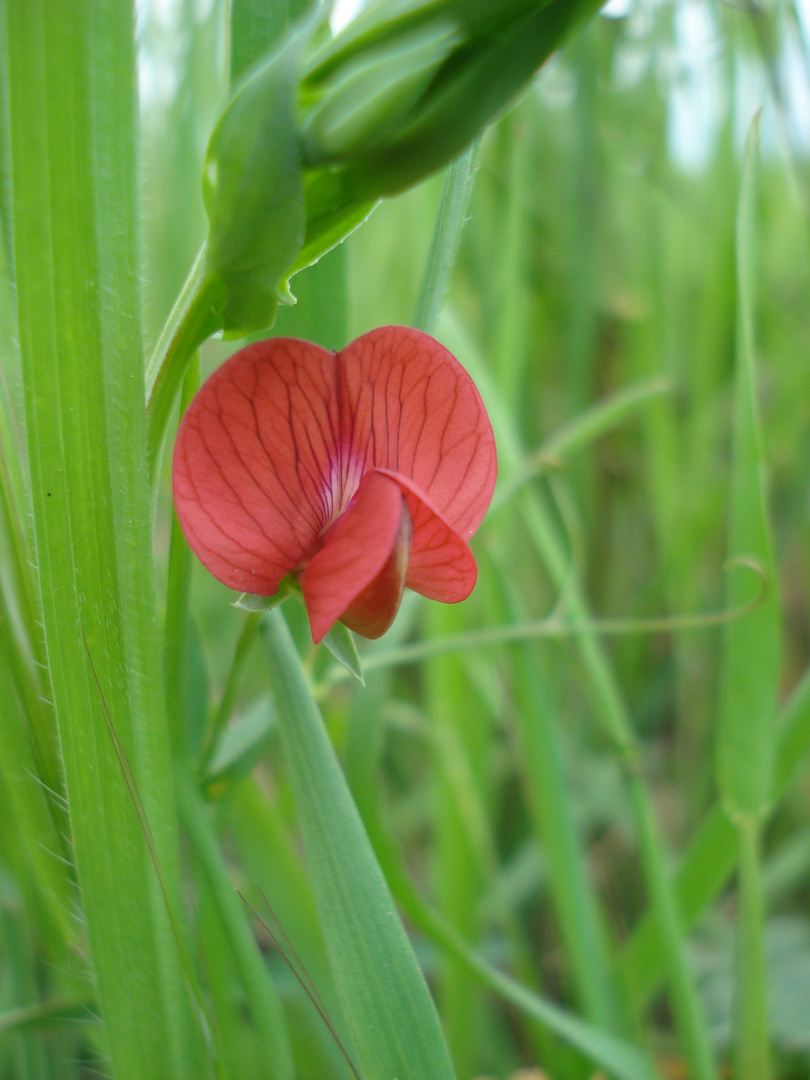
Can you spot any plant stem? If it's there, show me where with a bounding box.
[164,358,200,756]
[145,244,223,482]
[625,772,716,1080]
[413,140,479,335]
[735,815,770,1080]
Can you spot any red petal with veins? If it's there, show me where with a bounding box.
[172,338,339,595]
[338,326,497,539]
[375,469,477,603]
[301,471,411,643]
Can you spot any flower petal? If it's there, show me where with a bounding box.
[338,326,497,539]
[172,338,340,594]
[374,469,477,604]
[301,471,411,643]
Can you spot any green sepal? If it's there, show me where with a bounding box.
[203,25,309,334]
[233,576,299,613]
[322,622,364,685]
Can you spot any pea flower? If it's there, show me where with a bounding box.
[172,326,496,642]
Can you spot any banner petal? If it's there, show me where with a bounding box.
[338,326,497,539]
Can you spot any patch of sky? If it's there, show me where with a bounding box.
[666,0,726,173]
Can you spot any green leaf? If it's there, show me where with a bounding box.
[322,622,364,685]
[261,609,456,1080]
[7,4,206,1077]
[716,113,781,820]
[717,113,779,1080]
[624,662,810,1010]
[203,695,276,791]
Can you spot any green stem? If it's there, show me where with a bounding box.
[197,611,262,772]
[145,244,223,482]
[625,773,716,1080]
[735,815,770,1080]
[413,140,479,335]
[164,357,200,756]
[490,377,671,512]
[492,110,528,413]
[319,572,764,690]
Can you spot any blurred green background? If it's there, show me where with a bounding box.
[4,0,810,1077]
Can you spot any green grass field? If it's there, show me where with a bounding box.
[2,1,810,1078]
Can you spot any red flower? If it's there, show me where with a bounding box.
[172,326,497,643]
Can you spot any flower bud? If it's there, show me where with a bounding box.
[301,21,459,164]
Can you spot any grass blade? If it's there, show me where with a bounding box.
[179,776,294,1079]
[8,4,206,1075]
[716,112,781,821]
[439,313,717,1080]
[261,609,457,1080]
[718,112,780,1080]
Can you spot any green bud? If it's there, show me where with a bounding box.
[203,26,308,334]
[301,20,460,164]
[302,0,600,200]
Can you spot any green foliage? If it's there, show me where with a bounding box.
[202,0,600,335]
[5,1,810,1079]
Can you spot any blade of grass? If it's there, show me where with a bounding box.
[0,638,72,948]
[492,105,530,415]
[198,611,262,772]
[178,775,294,1080]
[347,724,661,1080]
[424,604,493,1076]
[717,112,781,824]
[486,551,622,1034]
[0,886,49,1080]
[718,112,780,1080]
[414,133,490,1077]
[260,608,457,1080]
[8,4,207,1076]
[224,775,344,1036]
